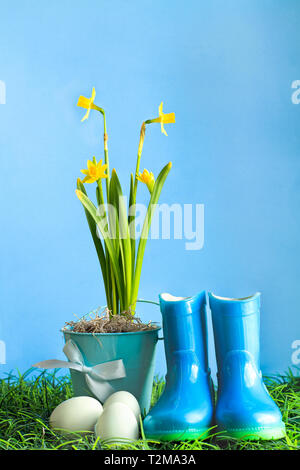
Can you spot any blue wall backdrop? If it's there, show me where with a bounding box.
[1,0,300,379]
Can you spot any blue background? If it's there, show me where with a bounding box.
[1,0,299,379]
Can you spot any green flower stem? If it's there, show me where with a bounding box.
[131,162,172,308]
[144,118,156,124]
[129,123,146,271]
[103,112,110,190]
[94,105,110,199]
[133,122,146,204]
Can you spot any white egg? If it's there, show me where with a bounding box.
[95,402,139,442]
[103,391,141,421]
[50,396,103,433]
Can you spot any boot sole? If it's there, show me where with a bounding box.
[144,427,211,442]
[218,424,286,441]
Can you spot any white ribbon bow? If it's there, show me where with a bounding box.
[33,340,126,403]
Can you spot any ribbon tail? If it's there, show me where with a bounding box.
[32,359,83,372]
[85,374,114,403]
[92,359,126,381]
[33,359,74,369]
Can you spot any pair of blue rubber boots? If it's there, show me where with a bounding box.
[143,292,286,441]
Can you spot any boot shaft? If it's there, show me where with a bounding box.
[159,291,209,371]
[208,292,261,372]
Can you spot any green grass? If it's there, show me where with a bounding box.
[0,369,299,450]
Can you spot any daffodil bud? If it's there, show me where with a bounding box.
[136,169,155,193]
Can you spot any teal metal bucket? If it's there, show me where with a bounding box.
[62,324,161,415]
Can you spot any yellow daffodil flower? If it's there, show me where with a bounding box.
[146,102,176,136]
[158,102,176,136]
[77,87,97,122]
[136,168,155,193]
[81,158,108,183]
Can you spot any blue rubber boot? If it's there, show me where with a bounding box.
[143,292,214,441]
[208,292,286,440]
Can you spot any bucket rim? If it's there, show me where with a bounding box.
[61,322,161,337]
